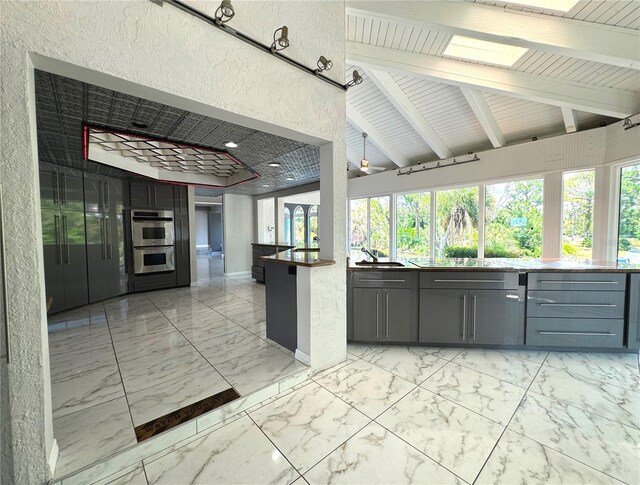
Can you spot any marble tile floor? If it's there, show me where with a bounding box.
[95,342,638,485]
[48,257,307,478]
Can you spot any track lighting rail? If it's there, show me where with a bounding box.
[396,155,480,176]
[164,0,351,91]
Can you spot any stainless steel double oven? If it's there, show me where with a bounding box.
[131,209,175,274]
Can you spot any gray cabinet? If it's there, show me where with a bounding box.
[419,272,524,345]
[40,164,85,212]
[419,289,467,344]
[252,243,294,283]
[627,274,640,349]
[40,208,88,313]
[525,272,626,349]
[84,173,127,303]
[351,272,417,343]
[174,185,190,287]
[130,181,174,210]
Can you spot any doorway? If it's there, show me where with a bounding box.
[195,197,224,278]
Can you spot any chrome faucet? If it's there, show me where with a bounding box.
[361,247,378,262]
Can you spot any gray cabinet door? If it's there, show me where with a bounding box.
[41,208,65,313]
[61,210,88,309]
[153,184,175,210]
[59,168,85,212]
[384,289,413,342]
[130,181,152,209]
[174,185,188,216]
[85,211,108,303]
[39,166,59,210]
[628,274,640,349]
[419,289,467,344]
[353,288,383,341]
[469,290,524,345]
[175,215,190,286]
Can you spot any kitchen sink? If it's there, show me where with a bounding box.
[354,261,405,267]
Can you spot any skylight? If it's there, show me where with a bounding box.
[504,0,580,12]
[443,35,529,67]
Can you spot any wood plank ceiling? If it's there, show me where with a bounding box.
[345,0,640,174]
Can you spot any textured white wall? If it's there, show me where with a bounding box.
[1,1,346,481]
[223,194,255,274]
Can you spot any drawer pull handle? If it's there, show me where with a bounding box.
[360,279,405,283]
[538,303,616,308]
[538,280,619,285]
[537,331,616,336]
[434,279,503,283]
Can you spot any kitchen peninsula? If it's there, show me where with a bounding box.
[348,258,640,352]
[261,246,334,352]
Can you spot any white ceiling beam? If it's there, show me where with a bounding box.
[347,42,639,119]
[460,87,506,148]
[561,107,579,133]
[362,68,454,159]
[346,1,640,69]
[346,103,411,167]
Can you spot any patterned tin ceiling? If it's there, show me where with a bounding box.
[34,70,320,196]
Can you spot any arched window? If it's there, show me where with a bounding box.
[293,206,305,245]
[308,205,318,243]
[283,207,291,244]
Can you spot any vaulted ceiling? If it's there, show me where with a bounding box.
[345,0,640,174]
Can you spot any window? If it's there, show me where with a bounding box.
[308,205,318,242]
[618,162,640,263]
[485,179,544,258]
[396,192,431,258]
[435,187,479,258]
[349,196,390,258]
[283,207,291,244]
[293,206,305,245]
[349,199,368,255]
[562,170,595,259]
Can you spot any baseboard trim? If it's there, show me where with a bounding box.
[224,271,251,276]
[295,349,310,365]
[49,439,59,477]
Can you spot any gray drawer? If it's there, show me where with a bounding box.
[526,318,624,348]
[420,271,519,290]
[527,290,625,319]
[352,271,413,289]
[527,272,626,291]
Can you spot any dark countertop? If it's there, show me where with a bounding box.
[252,242,295,248]
[348,257,640,273]
[262,249,334,267]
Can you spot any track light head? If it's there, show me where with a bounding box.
[271,26,290,52]
[346,69,364,88]
[315,55,333,74]
[214,0,234,24]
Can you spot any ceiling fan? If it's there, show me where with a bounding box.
[359,133,384,174]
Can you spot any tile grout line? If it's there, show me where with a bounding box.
[470,351,549,484]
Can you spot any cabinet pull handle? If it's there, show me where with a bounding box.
[62,215,69,264]
[360,279,405,283]
[53,171,59,205]
[0,184,11,363]
[538,303,616,308]
[376,293,380,339]
[537,331,616,336]
[153,186,157,206]
[100,216,106,260]
[147,186,151,207]
[434,279,502,284]
[62,173,67,205]
[98,180,103,210]
[472,294,477,341]
[462,293,467,340]
[385,292,389,338]
[54,214,62,264]
[106,217,112,260]
[538,280,618,285]
[103,181,109,211]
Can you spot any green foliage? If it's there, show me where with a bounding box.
[562,171,594,256]
[444,246,478,258]
[435,187,479,257]
[619,164,640,255]
[396,192,430,256]
[562,242,578,256]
